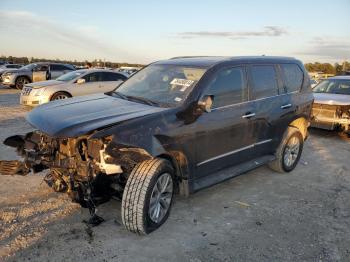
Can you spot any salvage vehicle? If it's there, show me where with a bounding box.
[311,76,350,134]
[20,69,128,107]
[0,64,22,83]
[1,62,75,90]
[0,56,313,234]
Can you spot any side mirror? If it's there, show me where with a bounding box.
[77,78,86,84]
[197,95,213,113]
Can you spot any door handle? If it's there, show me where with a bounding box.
[281,104,292,109]
[242,112,256,119]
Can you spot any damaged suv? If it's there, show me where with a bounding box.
[0,56,313,234]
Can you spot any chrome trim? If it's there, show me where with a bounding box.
[242,113,256,119]
[197,139,273,166]
[254,139,272,146]
[281,103,292,109]
[211,91,299,111]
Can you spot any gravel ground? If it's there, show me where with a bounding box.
[0,86,349,262]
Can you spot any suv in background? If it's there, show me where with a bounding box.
[0,56,313,234]
[0,64,22,82]
[1,62,75,89]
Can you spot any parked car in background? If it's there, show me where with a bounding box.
[116,66,142,76]
[1,62,75,89]
[311,76,350,134]
[20,69,128,106]
[310,79,318,88]
[1,56,313,234]
[0,64,22,82]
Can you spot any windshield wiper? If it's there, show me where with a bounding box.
[124,95,159,107]
[113,91,128,100]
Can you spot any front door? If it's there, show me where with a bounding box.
[193,66,255,178]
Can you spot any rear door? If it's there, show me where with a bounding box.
[194,65,256,177]
[247,64,281,156]
[50,64,72,79]
[275,63,305,138]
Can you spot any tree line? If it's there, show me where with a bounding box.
[303,61,349,75]
[0,55,144,68]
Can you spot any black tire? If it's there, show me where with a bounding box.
[15,76,30,90]
[122,158,174,234]
[268,126,304,173]
[50,91,72,101]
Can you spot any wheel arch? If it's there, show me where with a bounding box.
[288,117,309,140]
[50,91,72,101]
[15,75,31,83]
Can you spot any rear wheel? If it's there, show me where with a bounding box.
[122,158,174,234]
[15,76,30,90]
[269,126,303,173]
[51,92,71,101]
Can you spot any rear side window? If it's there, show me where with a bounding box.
[280,64,303,93]
[103,72,127,81]
[250,65,278,100]
[206,66,247,108]
[51,64,73,71]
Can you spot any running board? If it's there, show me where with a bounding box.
[193,155,275,192]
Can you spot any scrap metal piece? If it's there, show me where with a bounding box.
[0,160,30,176]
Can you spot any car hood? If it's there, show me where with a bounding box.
[3,68,27,74]
[313,93,350,106]
[26,93,168,138]
[26,80,63,89]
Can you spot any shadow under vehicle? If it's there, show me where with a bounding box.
[0,56,313,234]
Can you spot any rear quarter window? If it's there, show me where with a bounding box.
[250,65,278,100]
[280,64,303,93]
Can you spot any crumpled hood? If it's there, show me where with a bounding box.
[313,93,350,106]
[26,80,63,89]
[26,93,168,138]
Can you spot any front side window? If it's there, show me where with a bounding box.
[205,67,246,108]
[104,72,127,81]
[280,64,303,93]
[83,72,100,82]
[250,65,278,100]
[115,65,206,106]
[313,80,350,95]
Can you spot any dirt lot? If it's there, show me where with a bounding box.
[0,86,349,262]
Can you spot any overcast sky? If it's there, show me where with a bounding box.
[0,0,349,64]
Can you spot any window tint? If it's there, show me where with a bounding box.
[51,64,72,71]
[250,65,278,99]
[34,64,49,71]
[281,64,303,93]
[206,67,246,108]
[313,80,350,95]
[83,73,100,82]
[102,72,127,81]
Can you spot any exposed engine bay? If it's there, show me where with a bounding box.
[311,103,350,133]
[0,131,152,225]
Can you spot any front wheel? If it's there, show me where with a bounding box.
[268,126,304,173]
[15,76,30,90]
[51,92,71,101]
[122,158,174,234]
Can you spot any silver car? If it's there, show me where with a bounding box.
[311,76,350,134]
[20,69,128,107]
[2,62,75,89]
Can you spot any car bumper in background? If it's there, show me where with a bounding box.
[1,75,16,85]
[311,103,350,132]
[20,87,50,107]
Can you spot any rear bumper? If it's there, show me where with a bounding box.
[311,116,350,131]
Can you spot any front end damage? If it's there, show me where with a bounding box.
[311,103,350,133]
[0,131,152,225]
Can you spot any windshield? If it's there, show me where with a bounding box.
[20,63,37,70]
[114,64,206,106]
[57,70,86,81]
[313,79,350,95]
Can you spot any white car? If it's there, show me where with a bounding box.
[20,69,128,106]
